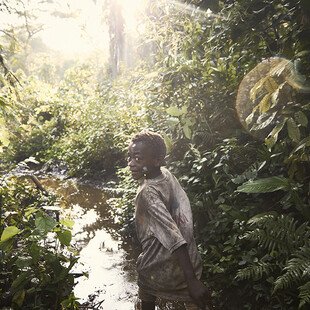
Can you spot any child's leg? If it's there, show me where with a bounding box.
[135,287,156,310]
[141,301,155,310]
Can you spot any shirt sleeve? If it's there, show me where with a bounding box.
[139,186,187,253]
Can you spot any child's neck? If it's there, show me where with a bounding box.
[146,167,162,179]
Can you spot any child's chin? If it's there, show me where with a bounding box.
[131,172,143,180]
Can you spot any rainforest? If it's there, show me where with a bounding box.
[0,0,310,309]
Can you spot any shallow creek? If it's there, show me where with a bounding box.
[40,176,186,310]
[40,177,138,309]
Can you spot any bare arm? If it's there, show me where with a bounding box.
[173,244,213,309]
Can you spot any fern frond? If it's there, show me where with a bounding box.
[245,213,309,254]
[236,262,274,281]
[274,246,310,292]
[299,281,310,308]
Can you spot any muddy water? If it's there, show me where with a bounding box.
[40,177,138,309]
[41,177,186,310]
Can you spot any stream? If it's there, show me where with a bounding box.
[40,177,138,310]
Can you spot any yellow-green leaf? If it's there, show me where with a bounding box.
[250,77,266,101]
[259,93,271,113]
[264,77,278,93]
[25,207,38,219]
[183,124,192,139]
[166,106,184,117]
[0,226,20,242]
[0,127,10,150]
[60,218,75,229]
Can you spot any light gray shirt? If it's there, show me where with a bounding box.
[135,167,202,301]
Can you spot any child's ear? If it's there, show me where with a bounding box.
[154,156,165,167]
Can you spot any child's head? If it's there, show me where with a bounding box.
[128,131,167,180]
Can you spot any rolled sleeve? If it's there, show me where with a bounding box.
[140,187,187,253]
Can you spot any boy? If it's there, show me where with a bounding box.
[128,131,213,310]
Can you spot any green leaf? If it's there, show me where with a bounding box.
[57,230,72,246]
[166,106,184,117]
[0,127,10,150]
[35,213,56,233]
[0,238,13,251]
[183,124,192,139]
[295,111,308,127]
[11,272,30,290]
[290,136,310,154]
[287,118,300,142]
[16,256,33,268]
[167,117,179,127]
[25,207,38,219]
[60,218,75,229]
[237,177,290,193]
[0,226,20,242]
[265,119,287,149]
[29,243,40,261]
[12,289,25,307]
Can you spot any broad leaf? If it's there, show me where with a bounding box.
[295,111,308,127]
[166,106,184,117]
[60,218,75,229]
[12,289,25,307]
[183,124,192,139]
[259,93,271,113]
[57,230,72,246]
[0,226,20,242]
[25,207,38,219]
[237,177,290,193]
[35,213,56,233]
[287,118,300,142]
[265,119,286,149]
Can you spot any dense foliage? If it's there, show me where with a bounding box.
[0,164,78,309]
[1,0,310,309]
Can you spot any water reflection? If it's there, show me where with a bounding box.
[40,178,138,309]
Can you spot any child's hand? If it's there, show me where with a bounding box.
[187,278,213,309]
[173,245,215,309]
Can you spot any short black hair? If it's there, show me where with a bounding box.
[131,131,167,160]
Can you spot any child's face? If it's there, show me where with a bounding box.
[127,141,160,180]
